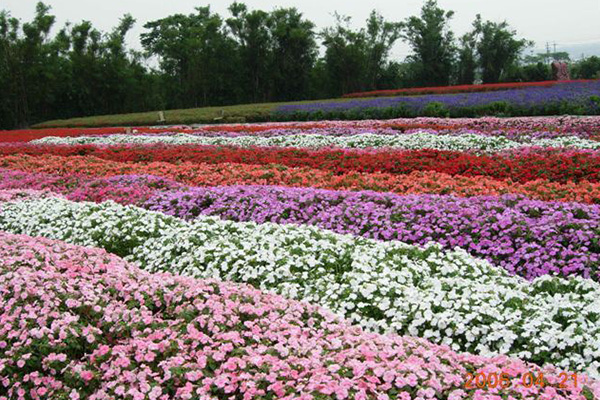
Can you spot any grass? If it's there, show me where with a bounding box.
[32,97,359,129]
[32,103,276,128]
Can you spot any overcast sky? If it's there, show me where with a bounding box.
[3,0,600,60]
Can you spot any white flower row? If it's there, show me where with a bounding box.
[30,132,600,151]
[1,197,599,377]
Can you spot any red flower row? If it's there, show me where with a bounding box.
[0,127,193,143]
[342,80,597,99]
[1,144,599,183]
[3,153,600,204]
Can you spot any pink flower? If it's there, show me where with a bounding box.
[80,371,93,382]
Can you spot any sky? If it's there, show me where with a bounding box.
[2,0,600,60]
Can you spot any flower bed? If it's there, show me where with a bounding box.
[2,168,599,280]
[30,132,600,152]
[3,154,600,203]
[1,197,600,376]
[275,81,600,120]
[5,116,600,143]
[4,102,600,400]
[145,187,600,280]
[342,80,597,98]
[3,144,600,184]
[3,231,598,399]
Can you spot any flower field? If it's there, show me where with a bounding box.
[341,80,599,99]
[276,81,600,120]
[2,116,600,399]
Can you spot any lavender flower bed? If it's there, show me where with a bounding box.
[275,81,600,118]
[146,186,600,280]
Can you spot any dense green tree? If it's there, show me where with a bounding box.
[0,1,556,129]
[400,0,456,86]
[456,33,476,84]
[142,7,240,108]
[364,11,403,90]
[0,10,26,128]
[572,56,600,79]
[226,2,271,103]
[0,2,162,129]
[470,15,531,83]
[321,14,368,96]
[267,7,317,101]
[320,11,401,96]
[502,62,551,82]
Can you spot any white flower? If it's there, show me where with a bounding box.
[1,197,599,378]
[31,132,600,152]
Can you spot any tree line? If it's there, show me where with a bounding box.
[1,0,599,129]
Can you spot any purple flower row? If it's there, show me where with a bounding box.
[1,167,599,280]
[275,81,600,117]
[145,185,600,281]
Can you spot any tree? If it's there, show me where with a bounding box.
[142,7,240,108]
[400,0,456,86]
[0,2,163,129]
[470,15,531,83]
[0,9,26,128]
[226,2,271,103]
[321,14,369,96]
[572,56,600,79]
[524,51,570,64]
[502,62,551,82]
[364,11,402,90]
[267,7,317,101]
[456,32,476,84]
[0,2,60,127]
[320,11,401,96]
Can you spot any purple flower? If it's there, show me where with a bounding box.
[146,186,600,280]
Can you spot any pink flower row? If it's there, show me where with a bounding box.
[0,231,598,400]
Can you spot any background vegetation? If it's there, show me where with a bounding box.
[1,0,600,129]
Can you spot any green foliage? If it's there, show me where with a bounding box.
[400,0,456,86]
[0,2,162,129]
[141,7,241,108]
[572,56,600,79]
[502,62,551,83]
[470,15,532,83]
[524,51,570,64]
[267,7,317,102]
[456,33,476,84]
[0,1,567,130]
[226,2,271,103]
[320,12,402,97]
[422,101,449,117]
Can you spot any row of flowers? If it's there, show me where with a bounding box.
[144,186,600,281]
[0,167,598,281]
[194,116,600,136]
[1,196,600,376]
[3,231,598,399]
[5,116,600,142]
[342,80,598,99]
[3,145,600,184]
[274,81,600,120]
[3,155,600,204]
[30,132,600,152]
